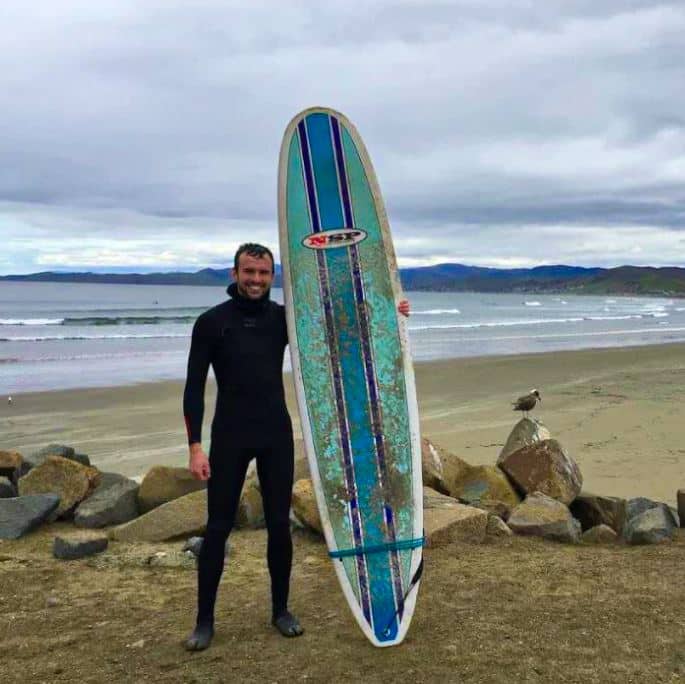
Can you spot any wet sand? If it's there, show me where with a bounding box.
[2,342,685,503]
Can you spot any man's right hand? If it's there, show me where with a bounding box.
[188,443,211,481]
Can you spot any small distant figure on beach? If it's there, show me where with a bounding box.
[7,396,12,405]
[512,389,541,417]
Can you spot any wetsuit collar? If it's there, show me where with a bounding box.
[227,282,270,312]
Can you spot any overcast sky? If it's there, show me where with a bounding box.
[1,1,684,274]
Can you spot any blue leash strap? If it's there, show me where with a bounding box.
[328,536,425,559]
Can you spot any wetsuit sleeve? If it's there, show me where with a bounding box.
[183,314,214,445]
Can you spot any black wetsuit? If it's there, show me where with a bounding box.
[183,283,293,625]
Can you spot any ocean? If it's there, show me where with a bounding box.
[1,281,684,394]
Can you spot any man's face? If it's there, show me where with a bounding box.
[232,252,274,300]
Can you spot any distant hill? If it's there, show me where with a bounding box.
[2,263,684,296]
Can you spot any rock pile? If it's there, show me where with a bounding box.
[2,423,681,561]
[0,444,267,557]
[289,417,680,548]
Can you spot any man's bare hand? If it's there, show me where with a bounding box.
[398,300,410,317]
[189,444,211,481]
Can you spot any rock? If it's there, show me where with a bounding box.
[570,493,626,534]
[18,456,100,518]
[46,596,59,608]
[421,437,447,493]
[486,514,513,537]
[497,439,582,505]
[0,450,23,481]
[137,466,207,513]
[624,507,676,545]
[182,536,229,558]
[183,536,204,556]
[498,418,551,464]
[0,494,60,539]
[53,532,109,560]
[447,464,520,509]
[74,477,139,528]
[0,476,16,498]
[236,478,265,529]
[470,499,512,521]
[110,489,206,542]
[626,497,679,528]
[72,453,91,467]
[582,524,618,544]
[291,479,321,533]
[508,492,581,543]
[679,490,685,529]
[25,444,82,470]
[424,487,488,547]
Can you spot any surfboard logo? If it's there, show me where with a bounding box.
[302,228,367,250]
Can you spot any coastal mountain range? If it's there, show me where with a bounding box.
[2,264,685,296]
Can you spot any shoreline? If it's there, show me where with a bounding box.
[2,341,685,504]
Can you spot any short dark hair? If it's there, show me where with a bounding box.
[233,243,275,273]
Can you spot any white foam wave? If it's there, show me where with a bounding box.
[0,318,64,326]
[414,309,461,315]
[409,317,586,331]
[524,301,542,306]
[0,333,188,342]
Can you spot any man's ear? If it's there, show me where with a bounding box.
[230,267,237,281]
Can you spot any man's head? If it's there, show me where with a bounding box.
[231,243,275,300]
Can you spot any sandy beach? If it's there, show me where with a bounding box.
[2,342,685,682]
[3,342,685,504]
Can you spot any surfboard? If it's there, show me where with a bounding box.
[278,107,423,647]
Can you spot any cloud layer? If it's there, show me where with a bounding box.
[1,1,684,273]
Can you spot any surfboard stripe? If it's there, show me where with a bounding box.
[303,111,398,640]
[297,119,373,624]
[330,116,405,625]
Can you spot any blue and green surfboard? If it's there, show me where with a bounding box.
[278,107,423,647]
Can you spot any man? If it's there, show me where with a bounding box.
[183,242,409,651]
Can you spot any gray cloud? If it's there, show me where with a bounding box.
[0,1,684,273]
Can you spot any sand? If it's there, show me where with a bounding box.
[3,342,685,503]
[2,343,685,681]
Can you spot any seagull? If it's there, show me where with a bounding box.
[512,389,541,417]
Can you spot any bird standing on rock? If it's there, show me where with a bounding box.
[512,389,541,417]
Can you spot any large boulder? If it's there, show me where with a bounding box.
[570,493,626,534]
[446,463,520,509]
[624,506,676,545]
[0,450,23,481]
[235,478,265,529]
[110,489,206,542]
[498,439,582,505]
[508,492,581,543]
[53,531,109,560]
[421,438,448,493]
[74,477,139,528]
[137,466,207,513]
[291,479,321,534]
[625,497,679,528]
[0,494,60,539]
[424,487,488,547]
[18,456,100,518]
[0,477,16,498]
[498,418,551,464]
[25,444,89,470]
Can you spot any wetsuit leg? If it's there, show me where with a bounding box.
[196,441,251,626]
[255,436,294,619]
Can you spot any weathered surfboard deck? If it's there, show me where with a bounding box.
[278,107,423,647]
